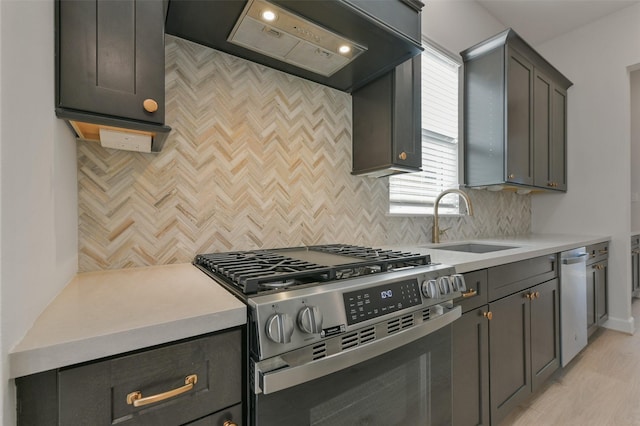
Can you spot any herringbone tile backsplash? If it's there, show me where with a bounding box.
[77,36,530,272]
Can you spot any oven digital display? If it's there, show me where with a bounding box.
[343,279,422,325]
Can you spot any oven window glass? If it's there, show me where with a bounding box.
[252,325,451,426]
[310,354,429,425]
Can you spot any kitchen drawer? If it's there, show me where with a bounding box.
[488,254,558,301]
[456,269,488,313]
[186,403,242,425]
[586,242,609,265]
[58,329,242,425]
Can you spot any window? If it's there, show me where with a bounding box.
[389,41,461,215]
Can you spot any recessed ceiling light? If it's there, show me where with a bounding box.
[261,10,277,21]
[338,45,351,54]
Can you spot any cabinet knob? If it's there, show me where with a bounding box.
[483,311,493,321]
[398,152,407,161]
[223,422,237,426]
[525,292,533,300]
[143,98,159,113]
[534,291,540,299]
[508,173,515,179]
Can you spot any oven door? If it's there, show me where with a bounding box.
[251,306,459,425]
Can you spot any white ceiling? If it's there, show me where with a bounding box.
[476,0,640,45]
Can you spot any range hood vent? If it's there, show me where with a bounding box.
[228,0,366,77]
[165,0,424,93]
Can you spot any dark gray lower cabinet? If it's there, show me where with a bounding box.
[16,329,243,426]
[631,235,640,297]
[452,306,490,426]
[453,260,560,425]
[489,279,559,424]
[586,242,609,336]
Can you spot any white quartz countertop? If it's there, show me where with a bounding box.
[9,233,610,379]
[394,233,610,273]
[9,263,246,379]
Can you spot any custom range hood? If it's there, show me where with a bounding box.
[165,0,424,92]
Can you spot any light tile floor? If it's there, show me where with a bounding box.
[500,300,640,425]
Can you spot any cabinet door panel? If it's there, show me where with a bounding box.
[506,50,534,186]
[58,330,242,425]
[452,307,490,426]
[393,54,422,170]
[530,279,560,392]
[489,291,531,424]
[586,263,597,337]
[533,70,551,188]
[632,247,640,295]
[58,0,165,124]
[550,86,567,190]
[596,261,608,324]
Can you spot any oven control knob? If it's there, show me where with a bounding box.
[421,279,439,298]
[438,276,452,295]
[298,305,323,334]
[451,274,467,292]
[265,313,294,344]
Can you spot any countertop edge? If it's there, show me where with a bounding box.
[9,306,246,379]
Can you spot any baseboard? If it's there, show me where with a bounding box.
[602,315,635,335]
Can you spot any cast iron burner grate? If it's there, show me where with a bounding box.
[194,244,431,295]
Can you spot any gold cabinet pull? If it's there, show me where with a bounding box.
[398,151,407,160]
[143,98,159,113]
[508,173,515,179]
[534,291,540,299]
[223,422,238,426]
[483,311,493,320]
[126,374,197,407]
[525,292,533,300]
[599,249,608,255]
[462,288,477,298]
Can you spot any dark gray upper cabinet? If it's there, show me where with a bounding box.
[351,55,422,177]
[55,0,171,152]
[461,28,572,192]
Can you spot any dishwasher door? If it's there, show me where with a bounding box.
[560,247,589,367]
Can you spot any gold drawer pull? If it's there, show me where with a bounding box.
[462,289,477,298]
[127,374,197,407]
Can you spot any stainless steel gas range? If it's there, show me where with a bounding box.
[194,244,464,425]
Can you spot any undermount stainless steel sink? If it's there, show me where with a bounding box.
[433,243,519,253]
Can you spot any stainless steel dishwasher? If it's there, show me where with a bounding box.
[560,248,589,367]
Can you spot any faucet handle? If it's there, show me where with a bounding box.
[439,227,451,235]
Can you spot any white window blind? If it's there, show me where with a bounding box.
[389,42,461,215]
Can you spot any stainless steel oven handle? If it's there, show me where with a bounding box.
[255,305,461,395]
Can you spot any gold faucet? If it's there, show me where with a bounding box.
[432,189,474,243]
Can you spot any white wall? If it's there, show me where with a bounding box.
[532,4,640,333]
[422,0,504,55]
[0,1,78,424]
[631,69,640,232]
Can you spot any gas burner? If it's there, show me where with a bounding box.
[336,265,382,279]
[259,279,299,290]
